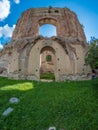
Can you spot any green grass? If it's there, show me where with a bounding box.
[0,77,98,130]
[40,73,55,80]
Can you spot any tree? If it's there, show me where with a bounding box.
[85,37,98,70]
[46,55,52,62]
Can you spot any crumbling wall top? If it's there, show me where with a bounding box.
[12,7,86,42]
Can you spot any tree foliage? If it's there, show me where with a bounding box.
[85,37,98,69]
[46,55,52,62]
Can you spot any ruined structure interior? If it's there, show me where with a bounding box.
[0,7,91,81]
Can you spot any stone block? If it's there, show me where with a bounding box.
[9,97,19,103]
[49,127,56,130]
[2,107,13,116]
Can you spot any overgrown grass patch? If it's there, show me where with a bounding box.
[40,73,55,80]
[0,77,98,130]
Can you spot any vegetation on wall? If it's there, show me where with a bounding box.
[85,37,98,69]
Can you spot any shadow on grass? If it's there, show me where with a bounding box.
[92,78,98,98]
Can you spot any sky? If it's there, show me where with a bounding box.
[0,0,98,49]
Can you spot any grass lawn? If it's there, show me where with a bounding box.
[40,73,55,80]
[0,77,98,130]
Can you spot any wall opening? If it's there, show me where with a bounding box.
[46,54,52,62]
[40,46,55,80]
[39,24,56,37]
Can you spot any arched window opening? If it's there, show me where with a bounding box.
[39,24,56,37]
[46,55,52,62]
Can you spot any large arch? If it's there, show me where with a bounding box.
[26,39,73,81]
[17,37,79,81]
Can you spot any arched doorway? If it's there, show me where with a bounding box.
[40,46,55,80]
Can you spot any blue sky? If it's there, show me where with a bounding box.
[0,0,98,49]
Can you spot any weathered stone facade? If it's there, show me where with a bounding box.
[0,7,91,81]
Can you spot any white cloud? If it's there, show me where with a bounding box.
[0,0,10,21]
[13,0,20,4]
[0,24,16,38]
[0,43,3,50]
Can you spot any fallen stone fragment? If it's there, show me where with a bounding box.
[9,97,19,103]
[49,126,56,130]
[2,107,13,116]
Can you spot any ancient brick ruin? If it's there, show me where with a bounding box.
[0,7,91,81]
